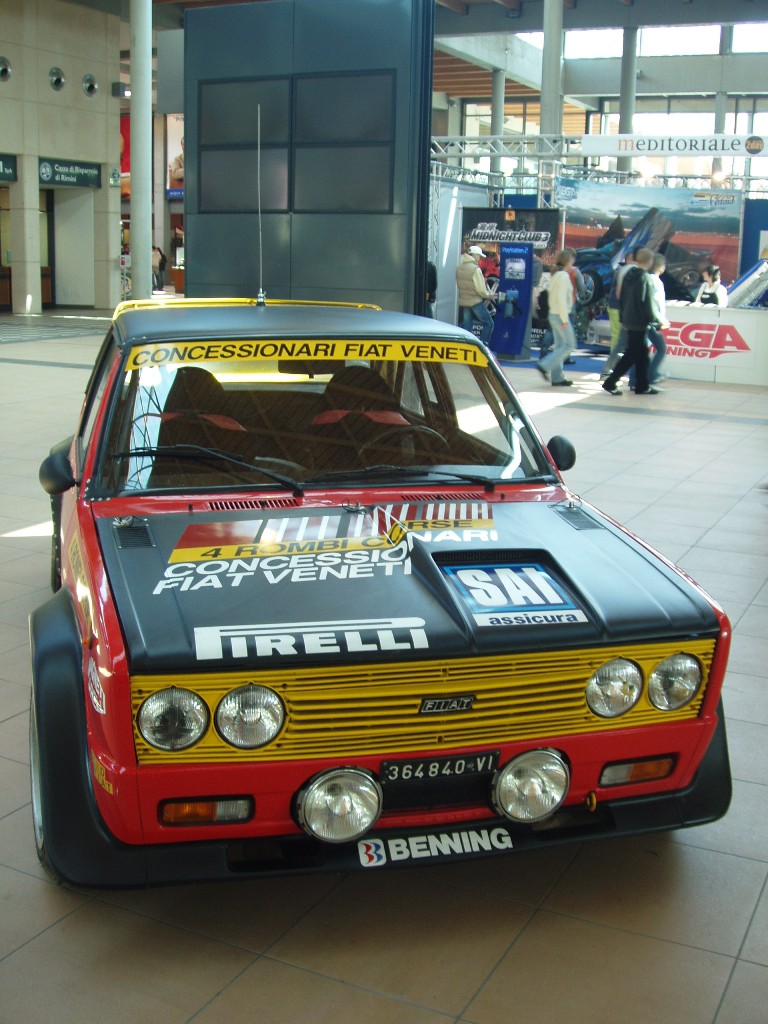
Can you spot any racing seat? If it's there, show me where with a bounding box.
[152,367,254,480]
[308,365,411,471]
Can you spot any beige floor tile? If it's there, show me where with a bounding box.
[193,957,452,1023]
[0,755,30,818]
[464,911,733,1024]
[101,873,346,953]
[680,547,768,581]
[0,645,33,687]
[714,961,768,1024]
[542,834,767,955]
[269,871,533,1014]
[0,678,30,718]
[0,806,49,880]
[394,844,579,905]
[670,780,768,862]
[0,707,28,763]
[742,882,768,967]
[0,900,255,1024]
[724,672,768,727]
[0,863,89,959]
[1,329,766,1021]
[726,719,768,786]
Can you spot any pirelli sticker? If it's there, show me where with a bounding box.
[125,338,487,370]
[441,563,589,627]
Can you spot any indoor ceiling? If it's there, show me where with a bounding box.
[83,0,768,108]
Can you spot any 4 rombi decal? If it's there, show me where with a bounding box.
[153,504,497,594]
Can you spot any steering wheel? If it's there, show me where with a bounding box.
[359,424,450,459]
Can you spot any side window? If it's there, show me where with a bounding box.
[78,334,120,463]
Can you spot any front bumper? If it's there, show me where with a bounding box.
[53,709,731,887]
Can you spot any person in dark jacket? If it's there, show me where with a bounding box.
[602,247,660,396]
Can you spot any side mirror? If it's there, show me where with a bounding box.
[39,451,76,495]
[547,435,576,472]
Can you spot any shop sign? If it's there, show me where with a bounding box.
[580,135,768,158]
[38,158,101,188]
[0,154,17,182]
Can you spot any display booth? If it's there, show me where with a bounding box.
[662,302,768,386]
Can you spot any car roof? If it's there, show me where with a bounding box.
[111,298,480,348]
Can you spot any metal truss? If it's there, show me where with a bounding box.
[430,134,768,200]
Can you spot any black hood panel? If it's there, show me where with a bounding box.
[96,499,719,674]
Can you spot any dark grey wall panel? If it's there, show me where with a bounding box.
[186,215,292,297]
[184,0,433,312]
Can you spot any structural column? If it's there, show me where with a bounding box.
[617,27,638,175]
[8,156,42,314]
[713,25,732,180]
[539,0,563,137]
[490,68,505,176]
[130,0,153,299]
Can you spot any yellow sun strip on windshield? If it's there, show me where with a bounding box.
[124,338,488,370]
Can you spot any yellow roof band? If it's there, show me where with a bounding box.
[124,338,488,370]
[113,297,381,320]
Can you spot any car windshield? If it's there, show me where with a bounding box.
[96,338,553,494]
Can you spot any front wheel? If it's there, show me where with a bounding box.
[29,695,61,881]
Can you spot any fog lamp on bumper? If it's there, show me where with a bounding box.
[296,768,383,843]
[492,749,569,823]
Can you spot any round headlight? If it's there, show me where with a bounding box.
[648,654,702,711]
[296,768,383,843]
[216,685,285,748]
[138,688,209,751]
[586,658,642,718]
[492,749,569,823]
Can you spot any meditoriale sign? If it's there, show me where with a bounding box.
[580,135,767,158]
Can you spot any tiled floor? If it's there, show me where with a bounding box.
[0,313,767,1024]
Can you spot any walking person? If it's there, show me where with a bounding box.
[537,250,577,387]
[601,249,639,380]
[630,252,670,389]
[602,247,661,396]
[456,245,495,344]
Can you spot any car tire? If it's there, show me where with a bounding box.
[578,270,603,306]
[30,590,150,887]
[29,694,62,882]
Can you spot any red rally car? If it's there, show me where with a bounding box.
[31,297,731,886]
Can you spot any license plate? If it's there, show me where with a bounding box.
[380,751,499,785]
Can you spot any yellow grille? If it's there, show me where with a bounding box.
[132,639,715,765]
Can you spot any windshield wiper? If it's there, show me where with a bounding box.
[112,446,304,494]
[301,465,498,491]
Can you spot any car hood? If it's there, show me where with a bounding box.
[97,498,720,673]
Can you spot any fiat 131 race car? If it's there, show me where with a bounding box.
[31,297,732,887]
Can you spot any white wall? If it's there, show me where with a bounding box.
[54,189,94,306]
[0,0,121,311]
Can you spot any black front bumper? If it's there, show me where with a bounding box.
[51,709,732,888]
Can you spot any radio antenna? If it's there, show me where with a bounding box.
[256,103,266,305]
